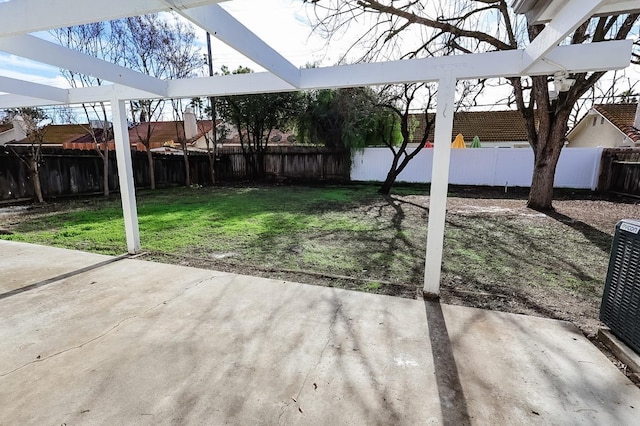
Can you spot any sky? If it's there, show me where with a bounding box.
[0,0,336,89]
[0,0,638,119]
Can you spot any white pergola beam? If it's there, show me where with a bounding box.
[595,1,640,17]
[0,0,225,37]
[0,35,168,96]
[179,4,301,87]
[302,40,631,89]
[0,76,68,103]
[523,0,640,24]
[0,40,631,109]
[169,72,294,98]
[522,0,606,72]
[0,95,57,109]
[535,39,631,74]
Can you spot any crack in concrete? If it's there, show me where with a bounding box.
[277,302,343,424]
[0,313,142,378]
[297,302,343,397]
[277,401,292,425]
[0,277,212,379]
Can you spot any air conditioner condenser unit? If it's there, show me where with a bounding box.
[600,219,640,354]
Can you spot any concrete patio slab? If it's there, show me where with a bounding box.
[0,240,114,293]
[1,240,639,425]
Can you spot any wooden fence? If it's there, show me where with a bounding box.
[4,144,636,202]
[219,146,350,181]
[0,145,350,202]
[598,148,640,198]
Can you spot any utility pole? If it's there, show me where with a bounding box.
[206,31,217,184]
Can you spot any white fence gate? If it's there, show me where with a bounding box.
[351,147,604,190]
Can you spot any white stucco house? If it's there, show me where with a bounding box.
[0,115,27,145]
[566,103,640,148]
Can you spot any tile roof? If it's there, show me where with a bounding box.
[50,120,215,150]
[1,123,90,144]
[69,127,110,144]
[41,124,88,144]
[128,120,213,145]
[593,103,640,143]
[412,110,532,143]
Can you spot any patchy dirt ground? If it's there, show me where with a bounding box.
[443,193,636,335]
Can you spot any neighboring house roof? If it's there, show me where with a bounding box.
[592,103,640,143]
[2,123,83,145]
[69,127,111,144]
[220,126,297,145]
[55,120,214,151]
[127,120,214,146]
[41,124,89,144]
[412,110,533,143]
[0,123,11,134]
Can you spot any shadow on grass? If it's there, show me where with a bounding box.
[444,214,604,295]
[326,195,427,288]
[440,272,570,323]
[543,210,613,254]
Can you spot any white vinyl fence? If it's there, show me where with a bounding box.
[351,147,604,190]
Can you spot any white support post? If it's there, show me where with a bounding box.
[111,95,140,254]
[423,76,457,296]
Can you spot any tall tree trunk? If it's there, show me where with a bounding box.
[528,147,562,211]
[242,149,258,181]
[209,94,217,185]
[527,112,569,211]
[257,150,265,180]
[28,156,44,203]
[246,153,256,180]
[146,148,156,190]
[208,151,216,185]
[379,153,401,195]
[183,146,191,187]
[102,145,110,197]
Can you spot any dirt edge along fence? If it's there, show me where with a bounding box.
[0,146,351,202]
[598,148,640,198]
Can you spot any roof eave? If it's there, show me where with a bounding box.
[513,0,640,24]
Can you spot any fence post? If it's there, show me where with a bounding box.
[591,146,604,191]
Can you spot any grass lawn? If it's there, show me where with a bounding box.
[2,183,637,337]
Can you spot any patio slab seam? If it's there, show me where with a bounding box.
[0,252,129,301]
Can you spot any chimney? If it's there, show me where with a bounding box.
[634,103,640,130]
[183,107,198,140]
[12,115,27,141]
